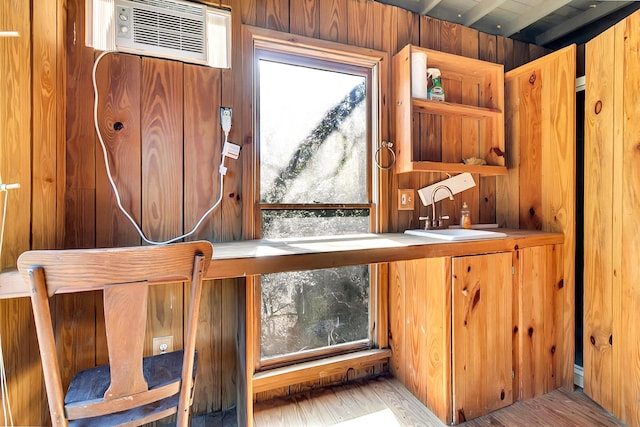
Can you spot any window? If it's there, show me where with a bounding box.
[252,38,381,369]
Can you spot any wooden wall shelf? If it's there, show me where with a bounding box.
[392,44,506,175]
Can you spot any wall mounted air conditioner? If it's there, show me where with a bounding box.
[86,0,231,68]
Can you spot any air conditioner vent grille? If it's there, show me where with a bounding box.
[133,8,205,56]
[129,0,204,17]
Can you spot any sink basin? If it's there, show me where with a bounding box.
[404,228,507,241]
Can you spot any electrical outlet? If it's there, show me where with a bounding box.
[398,189,415,210]
[152,336,173,356]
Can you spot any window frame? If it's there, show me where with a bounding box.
[241,25,388,375]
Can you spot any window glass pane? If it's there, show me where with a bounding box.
[262,209,370,239]
[261,265,370,359]
[259,60,367,204]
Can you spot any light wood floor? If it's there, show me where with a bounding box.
[195,375,622,426]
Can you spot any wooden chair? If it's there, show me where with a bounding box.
[17,241,213,427]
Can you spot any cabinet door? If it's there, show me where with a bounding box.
[452,252,513,423]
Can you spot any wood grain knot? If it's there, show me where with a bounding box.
[590,336,596,346]
[467,265,471,272]
[514,245,519,251]
[594,100,602,115]
[529,207,536,216]
[528,327,534,337]
[557,279,564,289]
[458,409,466,422]
[471,289,481,310]
[484,197,489,202]
[609,335,612,345]
[636,143,640,152]
[529,73,536,84]
[114,121,124,131]
[513,326,518,334]
[500,390,505,400]
[551,345,556,354]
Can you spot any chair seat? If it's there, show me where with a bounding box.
[65,350,197,427]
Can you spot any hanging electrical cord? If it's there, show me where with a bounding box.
[92,51,238,245]
[0,175,16,427]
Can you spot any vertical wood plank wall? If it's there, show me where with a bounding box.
[2,0,554,425]
[500,46,576,390]
[584,10,640,427]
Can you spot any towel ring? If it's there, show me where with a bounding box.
[375,141,396,170]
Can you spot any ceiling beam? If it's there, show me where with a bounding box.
[462,0,508,26]
[420,0,443,15]
[535,1,632,45]
[499,0,572,37]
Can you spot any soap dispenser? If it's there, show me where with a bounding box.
[460,202,471,229]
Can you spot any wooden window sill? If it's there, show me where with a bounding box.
[252,348,391,394]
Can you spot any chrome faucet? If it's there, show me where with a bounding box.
[419,185,454,230]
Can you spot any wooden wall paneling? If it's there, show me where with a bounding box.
[610,21,623,421]
[512,40,530,69]
[502,46,576,391]
[347,0,375,49]
[388,261,406,383]
[183,64,221,243]
[221,278,238,410]
[414,17,442,230]
[497,36,515,72]
[497,69,520,228]
[460,26,480,226]
[0,1,30,265]
[619,13,640,425]
[65,0,96,249]
[56,0,67,249]
[406,259,427,402]
[373,2,394,233]
[256,0,289,32]
[221,0,242,244]
[0,298,42,426]
[141,57,183,242]
[516,66,543,231]
[141,58,185,355]
[216,1,242,417]
[95,53,142,248]
[241,0,257,26]
[438,22,464,223]
[319,0,348,44]
[389,7,418,232]
[478,33,497,224]
[31,0,59,251]
[538,46,575,390]
[183,63,223,414]
[290,0,319,38]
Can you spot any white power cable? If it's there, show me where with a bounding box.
[92,51,235,245]
[0,174,15,426]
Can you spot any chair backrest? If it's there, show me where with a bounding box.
[17,241,213,426]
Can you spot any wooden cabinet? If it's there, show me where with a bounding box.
[451,253,513,423]
[392,44,506,175]
[389,244,564,424]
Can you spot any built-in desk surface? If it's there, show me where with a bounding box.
[0,230,562,299]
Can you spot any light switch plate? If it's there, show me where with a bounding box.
[398,189,415,210]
